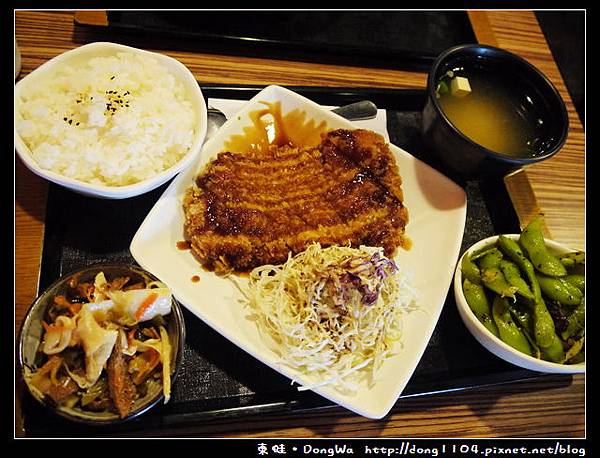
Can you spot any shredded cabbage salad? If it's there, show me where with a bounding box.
[245,243,418,393]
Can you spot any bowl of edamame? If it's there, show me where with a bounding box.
[453,217,585,373]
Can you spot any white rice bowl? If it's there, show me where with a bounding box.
[14,42,207,198]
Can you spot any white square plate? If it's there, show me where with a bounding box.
[130,85,467,419]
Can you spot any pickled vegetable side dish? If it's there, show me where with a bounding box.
[25,271,174,419]
[461,218,584,364]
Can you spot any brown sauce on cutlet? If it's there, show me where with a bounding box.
[177,240,191,250]
[183,103,409,274]
[223,101,328,155]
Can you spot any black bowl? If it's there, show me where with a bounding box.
[422,44,569,179]
[17,263,186,425]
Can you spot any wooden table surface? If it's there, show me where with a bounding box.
[14,10,585,439]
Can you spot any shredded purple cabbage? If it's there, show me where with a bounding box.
[331,252,399,306]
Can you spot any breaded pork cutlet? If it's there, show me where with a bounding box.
[183,129,409,273]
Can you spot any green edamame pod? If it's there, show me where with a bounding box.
[497,235,542,303]
[519,217,567,277]
[470,247,497,262]
[559,251,585,268]
[478,248,503,269]
[509,301,533,332]
[461,253,482,285]
[564,274,585,292]
[481,267,518,299]
[463,278,499,337]
[565,342,585,364]
[531,297,565,363]
[478,248,517,298]
[509,304,541,358]
[499,259,535,300]
[492,296,532,356]
[536,273,583,306]
[562,298,585,340]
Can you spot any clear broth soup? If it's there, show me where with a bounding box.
[436,63,551,158]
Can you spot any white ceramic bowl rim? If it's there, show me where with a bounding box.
[14,42,207,199]
[454,234,585,373]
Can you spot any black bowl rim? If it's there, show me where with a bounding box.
[426,43,570,165]
[17,262,186,426]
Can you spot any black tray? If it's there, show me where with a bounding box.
[97,11,477,71]
[23,86,542,437]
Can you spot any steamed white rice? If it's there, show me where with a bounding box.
[16,51,197,187]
